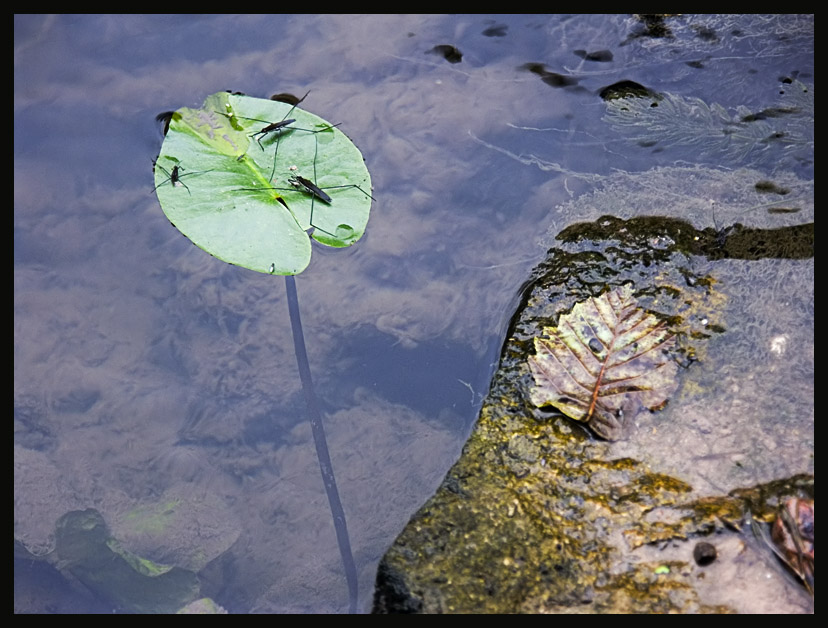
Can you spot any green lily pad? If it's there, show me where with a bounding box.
[154,92,373,275]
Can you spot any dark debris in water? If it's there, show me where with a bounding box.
[700,222,813,261]
[691,24,719,43]
[621,14,680,44]
[428,44,463,64]
[482,24,508,37]
[598,79,661,102]
[519,62,580,88]
[754,180,791,195]
[573,49,614,62]
[740,106,800,122]
[155,111,175,136]
[693,541,718,566]
[766,207,801,214]
[269,91,304,106]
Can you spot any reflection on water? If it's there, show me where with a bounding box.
[15,14,812,612]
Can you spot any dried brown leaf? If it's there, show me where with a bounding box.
[528,285,678,440]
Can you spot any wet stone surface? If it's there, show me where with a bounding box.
[373,212,813,613]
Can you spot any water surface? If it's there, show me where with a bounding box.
[14,14,813,613]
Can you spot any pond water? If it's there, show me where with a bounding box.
[14,15,813,613]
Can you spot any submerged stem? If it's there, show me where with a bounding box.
[284,275,358,613]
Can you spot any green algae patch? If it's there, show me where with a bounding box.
[122,499,183,537]
[374,212,813,613]
[112,488,241,574]
[177,597,229,614]
[374,400,730,613]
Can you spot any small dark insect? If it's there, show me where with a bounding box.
[289,174,375,205]
[251,117,299,149]
[251,96,342,152]
[228,90,337,151]
[588,337,604,354]
[235,134,373,235]
[238,169,373,231]
[288,175,333,204]
[214,91,308,149]
[153,164,188,194]
[152,162,211,195]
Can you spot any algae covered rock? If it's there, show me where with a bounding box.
[374,166,813,613]
[15,441,240,613]
[56,509,200,614]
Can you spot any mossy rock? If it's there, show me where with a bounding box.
[373,167,813,613]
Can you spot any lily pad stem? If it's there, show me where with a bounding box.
[285,275,358,613]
